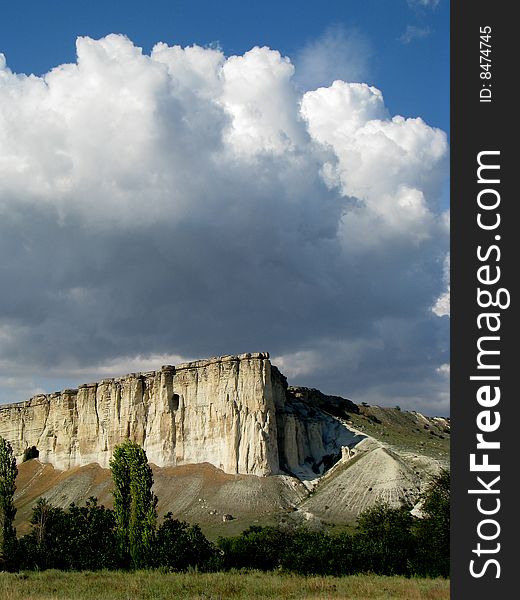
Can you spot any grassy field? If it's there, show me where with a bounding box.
[0,570,449,599]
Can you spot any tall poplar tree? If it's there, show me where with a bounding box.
[109,440,157,568]
[0,437,18,569]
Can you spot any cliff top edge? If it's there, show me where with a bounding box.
[0,352,271,410]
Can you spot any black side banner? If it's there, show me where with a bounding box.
[451,2,516,597]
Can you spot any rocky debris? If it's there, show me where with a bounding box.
[222,513,234,522]
[287,387,359,417]
[300,438,424,522]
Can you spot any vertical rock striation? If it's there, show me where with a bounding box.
[0,352,363,478]
[0,353,280,475]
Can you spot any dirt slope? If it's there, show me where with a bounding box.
[14,460,308,538]
[13,403,449,537]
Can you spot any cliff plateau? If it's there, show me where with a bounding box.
[0,352,361,479]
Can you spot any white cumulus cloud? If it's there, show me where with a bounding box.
[294,25,372,91]
[0,35,449,412]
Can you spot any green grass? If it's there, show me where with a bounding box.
[0,570,449,599]
[347,406,450,461]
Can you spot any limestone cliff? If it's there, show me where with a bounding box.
[0,353,280,475]
[0,352,362,477]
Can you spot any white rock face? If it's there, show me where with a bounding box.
[0,352,365,478]
[0,353,282,475]
[278,394,365,480]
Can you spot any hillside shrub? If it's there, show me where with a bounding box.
[155,513,218,571]
[411,470,450,577]
[353,502,416,576]
[217,526,288,571]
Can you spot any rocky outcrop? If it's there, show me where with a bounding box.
[0,352,363,478]
[277,387,364,480]
[1,353,281,475]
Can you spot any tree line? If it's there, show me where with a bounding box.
[0,436,449,577]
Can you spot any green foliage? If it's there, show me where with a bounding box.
[0,437,18,570]
[19,497,118,571]
[155,513,218,571]
[109,440,158,569]
[279,529,336,575]
[411,469,450,577]
[326,533,356,576]
[354,501,416,575]
[216,503,429,578]
[218,526,288,571]
[218,526,356,576]
[19,498,69,570]
[63,498,119,570]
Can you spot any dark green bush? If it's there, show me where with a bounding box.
[217,526,288,571]
[411,470,450,577]
[279,529,335,575]
[18,497,119,571]
[352,502,416,576]
[155,513,218,571]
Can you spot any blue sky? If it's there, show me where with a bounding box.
[0,1,450,413]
